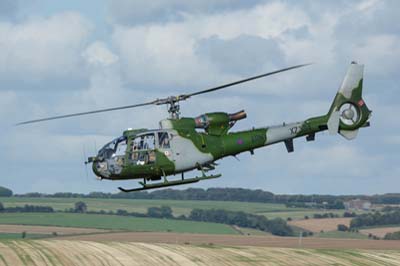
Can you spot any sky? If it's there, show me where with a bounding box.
[0,0,399,195]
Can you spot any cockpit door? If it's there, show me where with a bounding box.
[129,133,156,165]
[157,131,173,160]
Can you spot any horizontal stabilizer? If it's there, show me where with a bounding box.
[339,129,359,140]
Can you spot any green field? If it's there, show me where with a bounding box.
[316,231,369,239]
[0,197,343,219]
[0,213,238,235]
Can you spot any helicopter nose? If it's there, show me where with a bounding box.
[92,160,110,179]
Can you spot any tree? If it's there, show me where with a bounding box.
[0,186,12,197]
[384,231,400,240]
[337,224,349,231]
[74,201,87,213]
[0,202,3,212]
[116,209,128,216]
[160,206,173,218]
[147,206,173,218]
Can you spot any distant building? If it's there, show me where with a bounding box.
[344,199,371,211]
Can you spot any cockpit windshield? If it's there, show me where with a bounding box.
[98,136,127,159]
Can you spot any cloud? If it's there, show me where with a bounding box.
[107,0,265,25]
[0,12,92,84]
[195,34,285,76]
[111,1,311,95]
[82,41,119,67]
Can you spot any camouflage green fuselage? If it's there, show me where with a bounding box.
[93,114,329,180]
[92,62,371,182]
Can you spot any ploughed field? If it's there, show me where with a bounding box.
[0,240,400,266]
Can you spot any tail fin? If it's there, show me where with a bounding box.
[327,62,372,140]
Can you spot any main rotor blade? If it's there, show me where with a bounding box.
[184,63,311,98]
[16,63,311,126]
[16,101,156,126]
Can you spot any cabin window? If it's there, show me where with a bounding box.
[132,133,155,151]
[158,132,170,149]
[130,133,156,165]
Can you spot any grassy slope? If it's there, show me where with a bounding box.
[0,213,238,235]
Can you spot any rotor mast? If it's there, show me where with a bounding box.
[168,100,180,119]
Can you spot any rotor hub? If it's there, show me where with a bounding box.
[342,108,355,120]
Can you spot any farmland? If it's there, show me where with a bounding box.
[0,240,399,266]
[360,226,400,238]
[0,213,238,235]
[288,218,352,233]
[0,197,356,220]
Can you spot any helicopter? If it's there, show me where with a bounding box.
[17,62,371,192]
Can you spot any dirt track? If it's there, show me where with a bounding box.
[0,240,400,266]
[55,231,400,250]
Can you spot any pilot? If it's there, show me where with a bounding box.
[162,137,170,148]
[132,145,138,161]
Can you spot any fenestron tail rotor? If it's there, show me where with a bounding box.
[16,63,311,125]
[339,103,360,126]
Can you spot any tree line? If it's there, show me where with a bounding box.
[0,202,53,213]
[14,188,399,205]
[350,210,400,228]
[0,186,12,197]
[7,186,400,205]
[188,209,293,236]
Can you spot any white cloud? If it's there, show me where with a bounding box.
[111,2,311,92]
[82,41,119,67]
[0,12,92,81]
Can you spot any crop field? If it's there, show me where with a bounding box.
[288,218,352,233]
[316,231,369,239]
[0,213,237,235]
[0,240,399,266]
[0,197,354,220]
[0,197,299,216]
[360,226,400,238]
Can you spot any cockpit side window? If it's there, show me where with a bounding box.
[158,132,170,149]
[132,133,155,151]
[115,138,127,156]
[129,133,156,165]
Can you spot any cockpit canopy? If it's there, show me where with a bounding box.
[97,131,171,161]
[98,136,127,160]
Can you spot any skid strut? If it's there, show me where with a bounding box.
[118,165,221,192]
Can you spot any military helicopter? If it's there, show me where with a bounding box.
[17,62,371,192]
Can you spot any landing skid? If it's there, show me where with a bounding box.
[118,167,221,192]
